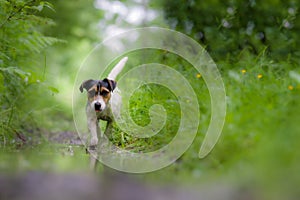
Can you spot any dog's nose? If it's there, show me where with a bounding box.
[94,102,101,111]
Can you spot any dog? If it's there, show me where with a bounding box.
[79,57,128,148]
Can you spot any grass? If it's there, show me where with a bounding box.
[101,50,300,198]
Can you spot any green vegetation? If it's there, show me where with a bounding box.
[0,0,62,142]
[0,0,300,199]
[163,0,300,62]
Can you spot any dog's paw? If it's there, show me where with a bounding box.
[85,145,98,154]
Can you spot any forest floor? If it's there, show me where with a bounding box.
[0,131,257,200]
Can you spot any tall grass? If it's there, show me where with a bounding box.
[107,50,300,198]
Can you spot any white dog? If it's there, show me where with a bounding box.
[79,57,128,148]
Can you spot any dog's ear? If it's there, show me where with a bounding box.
[79,79,97,93]
[103,78,117,92]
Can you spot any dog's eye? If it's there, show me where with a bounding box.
[101,90,109,96]
[88,91,95,97]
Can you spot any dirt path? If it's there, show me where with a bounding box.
[0,171,254,200]
[46,131,84,145]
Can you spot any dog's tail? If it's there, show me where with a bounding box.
[107,57,128,80]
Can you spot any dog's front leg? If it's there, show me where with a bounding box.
[101,110,113,139]
[104,120,113,139]
[87,117,100,147]
[86,107,100,147]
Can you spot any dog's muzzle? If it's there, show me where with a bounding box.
[94,102,102,112]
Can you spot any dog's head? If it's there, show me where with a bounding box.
[80,78,116,112]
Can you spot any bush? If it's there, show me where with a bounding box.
[0,0,61,144]
[163,0,300,62]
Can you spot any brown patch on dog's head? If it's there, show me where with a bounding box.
[102,78,117,92]
[87,86,97,102]
[80,78,116,93]
[100,86,111,104]
[80,78,116,112]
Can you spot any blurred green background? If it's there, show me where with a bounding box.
[0,0,300,199]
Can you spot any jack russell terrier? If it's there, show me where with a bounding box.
[79,57,128,148]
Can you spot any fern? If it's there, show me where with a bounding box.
[24,34,65,53]
[0,0,62,144]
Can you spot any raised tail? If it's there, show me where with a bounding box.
[107,57,128,80]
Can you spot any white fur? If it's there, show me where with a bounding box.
[107,57,128,80]
[85,57,127,147]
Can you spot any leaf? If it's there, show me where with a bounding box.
[29,1,55,12]
[12,68,29,79]
[48,86,59,94]
[42,1,55,12]
[0,67,31,81]
[31,5,44,12]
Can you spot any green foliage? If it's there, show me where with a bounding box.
[104,49,210,154]
[110,83,181,152]
[162,0,300,61]
[41,0,102,41]
[36,0,104,115]
[138,53,300,198]
[0,0,61,143]
[97,47,300,198]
